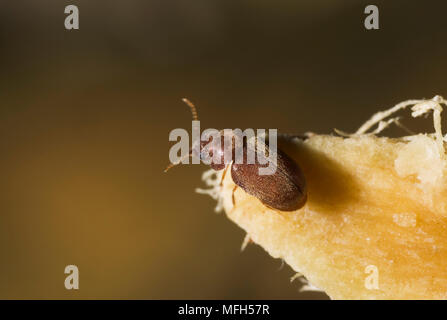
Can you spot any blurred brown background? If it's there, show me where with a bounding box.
[0,0,446,299]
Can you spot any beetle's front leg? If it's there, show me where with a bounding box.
[220,164,230,187]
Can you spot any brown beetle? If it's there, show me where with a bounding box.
[165,99,307,211]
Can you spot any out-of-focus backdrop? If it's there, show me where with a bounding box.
[0,0,446,299]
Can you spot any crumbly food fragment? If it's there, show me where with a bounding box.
[198,96,447,299]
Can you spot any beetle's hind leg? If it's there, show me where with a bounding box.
[262,202,289,219]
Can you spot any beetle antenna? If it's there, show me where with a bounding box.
[182,98,199,121]
[165,99,199,172]
[164,151,193,172]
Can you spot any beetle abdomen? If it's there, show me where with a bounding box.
[231,149,307,211]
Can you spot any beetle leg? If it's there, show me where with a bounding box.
[262,202,289,219]
[220,164,230,186]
